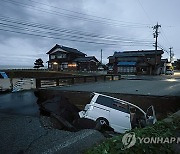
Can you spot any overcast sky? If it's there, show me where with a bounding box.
[0,0,179,66]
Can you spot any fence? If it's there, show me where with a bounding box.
[0,78,35,92]
[0,74,121,92]
[36,74,121,89]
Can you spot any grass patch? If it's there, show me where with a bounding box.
[85,117,180,154]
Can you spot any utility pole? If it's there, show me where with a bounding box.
[153,23,161,66]
[169,47,173,63]
[100,49,102,64]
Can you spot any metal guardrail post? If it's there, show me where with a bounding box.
[84,76,86,83]
[56,79,59,86]
[95,76,97,82]
[36,79,41,88]
[111,75,114,80]
[71,77,75,84]
[118,75,121,80]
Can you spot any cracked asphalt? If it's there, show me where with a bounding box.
[0,113,105,154]
[0,91,104,153]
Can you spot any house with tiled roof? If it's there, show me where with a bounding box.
[107,50,164,75]
[46,44,99,71]
[74,56,99,71]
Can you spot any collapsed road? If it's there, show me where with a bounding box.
[34,90,157,134]
[0,91,106,154]
[0,89,179,153]
[34,91,114,133]
[0,113,105,154]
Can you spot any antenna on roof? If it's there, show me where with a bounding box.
[101,49,103,64]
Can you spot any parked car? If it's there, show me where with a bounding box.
[0,71,8,79]
[165,69,174,75]
[79,92,157,133]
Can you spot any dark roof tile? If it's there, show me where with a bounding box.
[46,44,86,55]
[113,50,164,57]
[74,56,99,62]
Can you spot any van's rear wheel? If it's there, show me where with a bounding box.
[95,118,109,131]
[97,118,109,125]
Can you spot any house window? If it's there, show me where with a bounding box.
[64,64,68,68]
[57,54,66,59]
[62,54,66,58]
[62,62,68,69]
[57,55,62,59]
[68,62,77,67]
[51,55,55,59]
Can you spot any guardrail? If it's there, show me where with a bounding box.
[36,74,121,89]
[12,79,34,92]
[0,78,35,93]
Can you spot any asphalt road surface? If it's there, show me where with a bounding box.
[0,92,105,154]
[0,113,104,154]
[54,75,180,96]
[0,91,39,116]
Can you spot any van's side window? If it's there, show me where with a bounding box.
[96,96,114,108]
[112,101,129,113]
[96,96,129,113]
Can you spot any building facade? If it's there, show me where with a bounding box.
[174,59,180,70]
[108,50,164,75]
[47,44,99,71]
[74,56,99,71]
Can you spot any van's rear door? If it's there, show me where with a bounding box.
[146,106,157,125]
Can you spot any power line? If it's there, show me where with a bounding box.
[0,23,153,46]
[1,0,151,28]
[160,27,172,47]
[0,16,149,42]
[0,0,155,48]
[0,27,153,47]
[0,28,116,46]
[26,0,150,26]
[158,43,169,54]
[0,0,172,52]
[0,16,153,44]
[136,0,153,24]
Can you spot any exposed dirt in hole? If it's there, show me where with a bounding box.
[35,89,180,120]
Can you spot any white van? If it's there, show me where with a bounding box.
[79,92,156,133]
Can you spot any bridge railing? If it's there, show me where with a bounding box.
[36,74,121,89]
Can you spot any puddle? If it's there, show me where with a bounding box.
[0,91,39,116]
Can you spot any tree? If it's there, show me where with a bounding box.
[34,58,44,69]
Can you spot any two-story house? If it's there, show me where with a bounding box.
[107,50,164,75]
[47,44,99,71]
